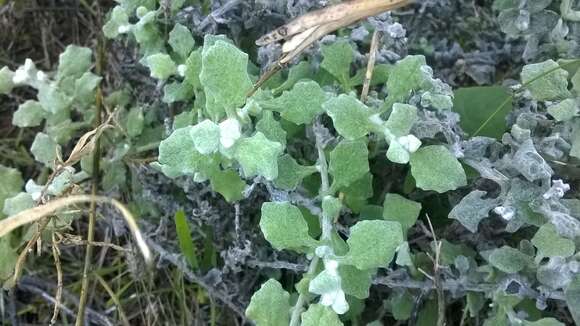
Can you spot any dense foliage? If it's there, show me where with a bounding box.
[1,0,580,325]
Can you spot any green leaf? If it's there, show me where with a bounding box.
[565,275,580,325]
[273,61,312,94]
[157,126,215,178]
[453,86,513,139]
[340,173,373,213]
[0,165,24,218]
[409,145,467,193]
[246,279,291,326]
[301,304,344,326]
[31,133,60,166]
[38,84,72,114]
[0,237,17,281]
[382,193,421,235]
[385,103,418,137]
[395,242,414,267]
[12,100,45,127]
[0,66,15,94]
[126,107,144,137]
[385,55,429,108]
[321,41,354,89]
[174,210,199,269]
[324,94,373,140]
[531,223,575,260]
[144,53,177,80]
[74,72,102,107]
[234,132,283,180]
[521,60,571,101]
[389,290,414,321]
[571,125,580,160]
[263,80,327,125]
[488,246,531,274]
[572,69,580,95]
[273,154,317,191]
[523,318,565,326]
[209,169,246,203]
[344,220,403,270]
[103,6,130,39]
[338,265,373,299]
[260,201,317,251]
[200,39,252,119]
[162,81,194,104]
[322,196,341,220]
[57,45,92,80]
[183,49,203,90]
[256,111,287,147]
[190,120,220,154]
[2,192,34,216]
[547,98,578,122]
[448,190,497,233]
[329,139,369,190]
[168,23,195,60]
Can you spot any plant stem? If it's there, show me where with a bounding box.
[289,123,334,326]
[76,3,104,324]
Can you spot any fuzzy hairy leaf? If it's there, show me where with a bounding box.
[30,133,60,166]
[263,80,327,125]
[448,190,497,233]
[385,103,418,137]
[324,94,373,140]
[260,202,317,251]
[190,120,220,155]
[209,169,245,203]
[565,276,580,325]
[145,53,177,80]
[329,139,369,190]
[200,39,252,119]
[0,66,15,94]
[301,304,344,326]
[338,265,373,299]
[488,246,532,274]
[256,111,287,147]
[168,23,195,60]
[234,132,283,180]
[344,220,403,270]
[321,41,354,89]
[246,279,290,326]
[273,154,317,191]
[0,165,24,218]
[12,100,45,127]
[521,60,571,101]
[531,223,575,260]
[385,55,429,108]
[383,193,421,235]
[410,145,467,193]
[157,126,215,178]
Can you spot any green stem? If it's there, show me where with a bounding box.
[289,126,333,326]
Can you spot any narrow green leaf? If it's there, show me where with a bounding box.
[174,210,199,269]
